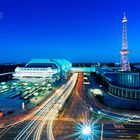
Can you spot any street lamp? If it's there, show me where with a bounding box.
[82,125,91,135]
[79,123,94,140]
[75,118,95,140]
[98,111,101,114]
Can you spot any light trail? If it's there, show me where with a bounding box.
[3,75,71,128]
[34,73,78,140]
[11,73,78,140]
[0,72,14,76]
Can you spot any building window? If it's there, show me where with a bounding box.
[132,91,136,100]
[122,90,126,98]
[127,91,131,99]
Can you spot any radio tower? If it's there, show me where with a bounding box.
[120,13,131,71]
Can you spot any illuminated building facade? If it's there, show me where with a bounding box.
[108,72,140,100]
[13,59,72,82]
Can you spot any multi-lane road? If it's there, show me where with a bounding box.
[51,72,103,140]
[1,72,140,140]
[0,73,78,140]
[50,73,140,140]
[52,72,89,140]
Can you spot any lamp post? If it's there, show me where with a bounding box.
[82,124,92,140]
[22,102,25,110]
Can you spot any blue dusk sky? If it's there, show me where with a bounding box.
[0,0,140,63]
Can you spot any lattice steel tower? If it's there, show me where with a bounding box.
[120,13,131,71]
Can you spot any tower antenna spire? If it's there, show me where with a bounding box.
[120,13,131,71]
[124,12,126,17]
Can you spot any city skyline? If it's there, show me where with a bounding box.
[1,1,140,138]
[0,0,140,63]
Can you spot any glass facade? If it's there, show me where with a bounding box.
[118,72,140,87]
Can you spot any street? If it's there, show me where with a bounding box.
[0,73,78,140]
